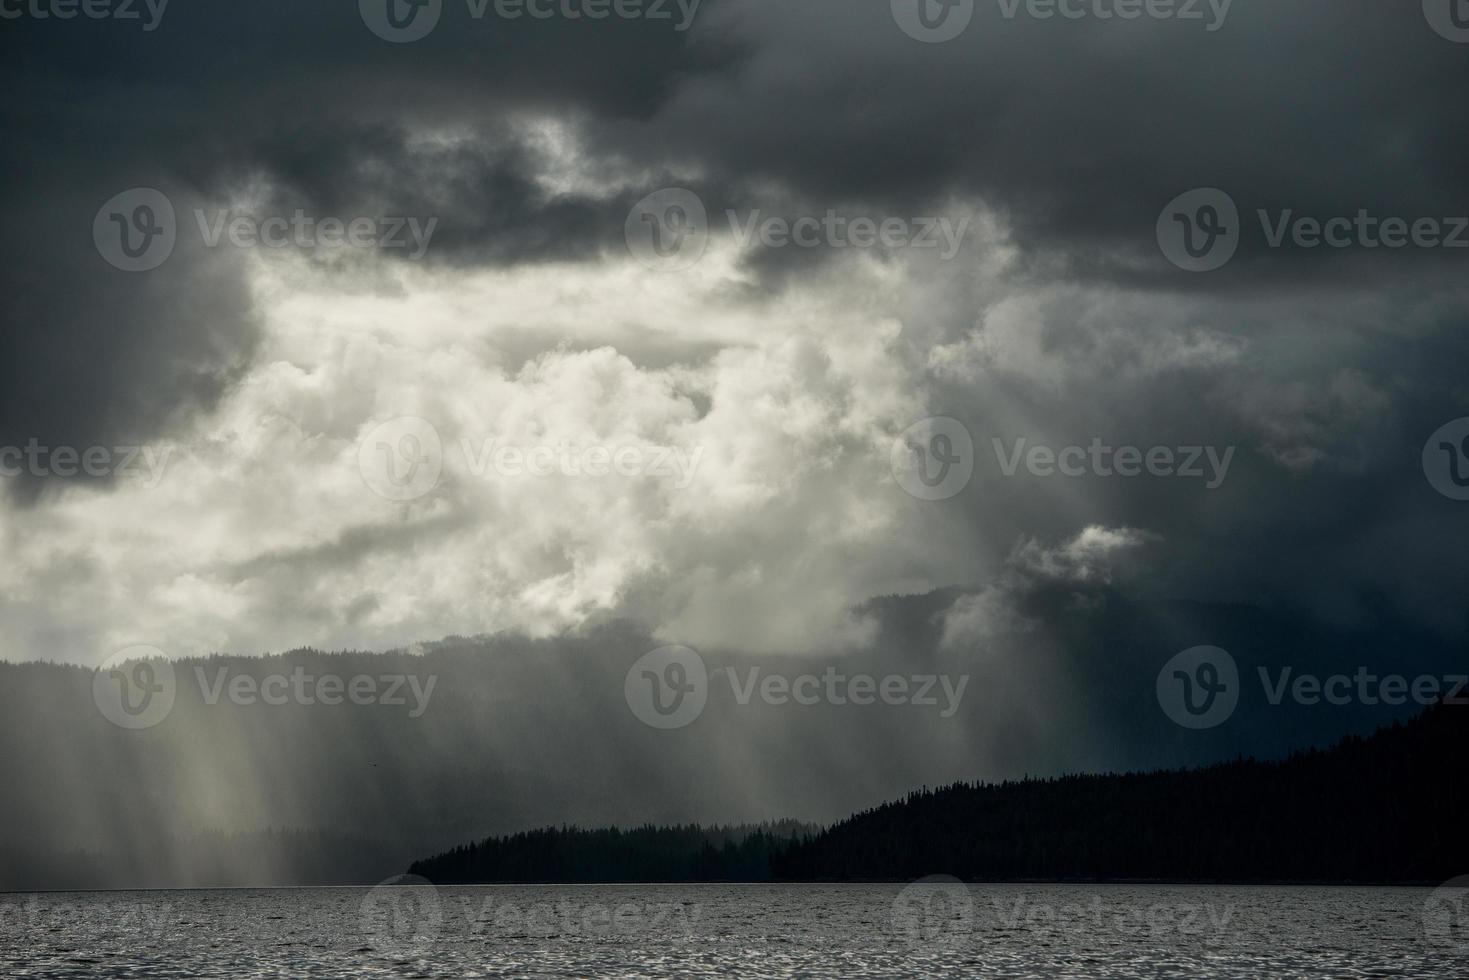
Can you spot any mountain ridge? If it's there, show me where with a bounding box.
[411,702,1468,885]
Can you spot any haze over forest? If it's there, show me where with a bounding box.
[2,0,1468,892]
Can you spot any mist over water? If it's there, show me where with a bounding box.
[3,600,1460,890]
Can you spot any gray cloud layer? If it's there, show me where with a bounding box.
[1,2,1466,686]
[2,4,1469,886]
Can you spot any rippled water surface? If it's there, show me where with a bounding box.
[2,883,1465,977]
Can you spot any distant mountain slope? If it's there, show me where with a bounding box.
[410,822,817,883]
[4,604,1463,890]
[773,702,1468,883]
[411,704,1468,885]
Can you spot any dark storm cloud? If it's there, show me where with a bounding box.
[6,0,1469,895]
[641,0,1469,288]
[919,278,1469,646]
[16,0,1467,293]
[0,0,742,480]
[3,0,1467,633]
[202,121,637,267]
[0,160,259,504]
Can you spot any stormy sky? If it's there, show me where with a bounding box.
[2,2,1467,702]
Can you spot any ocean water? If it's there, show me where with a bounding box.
[2,882,1467,978]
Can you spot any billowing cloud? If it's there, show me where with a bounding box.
[1,0,1467,667]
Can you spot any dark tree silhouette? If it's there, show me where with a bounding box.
[410,822,814,883]
[414,703,1469,885]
